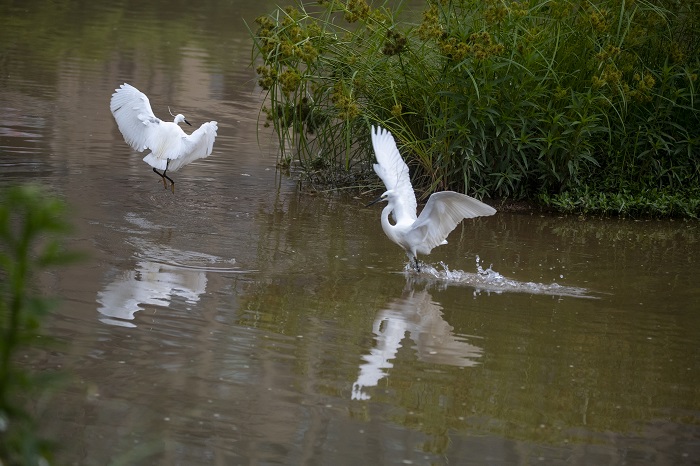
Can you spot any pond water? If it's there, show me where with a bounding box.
[1,1,699,465]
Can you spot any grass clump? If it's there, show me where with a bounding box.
[0,185,78,465]
[250,0,700,216]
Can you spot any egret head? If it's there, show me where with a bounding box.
[169,106,192,126]
[173,114,192,126]
[366,190,394,207]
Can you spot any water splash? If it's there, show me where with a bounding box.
[408,256,595,298]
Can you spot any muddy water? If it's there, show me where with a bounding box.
[1,1,699,465]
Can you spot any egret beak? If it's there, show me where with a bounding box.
[366,196,383,207]
[184,119,192,126]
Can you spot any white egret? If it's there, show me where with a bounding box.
[109,83,218,193]
[367,125,496,271]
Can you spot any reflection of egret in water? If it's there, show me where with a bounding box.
[352,281,482,400]
[96,232,239,327]
[97,260,208,327]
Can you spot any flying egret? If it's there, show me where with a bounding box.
[367,125,496,271]
[109,83,218,193]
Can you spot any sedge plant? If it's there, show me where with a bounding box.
[250,0,700,216]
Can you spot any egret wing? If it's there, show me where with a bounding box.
[110,83,161,153]
[409,192,496,254]
[371,125,417,222]
[167,121,218,172]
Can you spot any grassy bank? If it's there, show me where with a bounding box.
[250,0,700,217]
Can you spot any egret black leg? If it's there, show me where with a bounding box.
[414,257,421,273]
[163,160,175,193]
[152,166,175,193]
[153,167,167,188]
[162,168,175,194]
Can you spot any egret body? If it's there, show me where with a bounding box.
[367,125,496,270]
[110,83,218,192]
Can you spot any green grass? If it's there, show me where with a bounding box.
[250,0,700,217]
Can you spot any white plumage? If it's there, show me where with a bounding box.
[110,83,218,192]
[367,125,496,270]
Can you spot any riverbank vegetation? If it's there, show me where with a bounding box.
[250,0,700,217]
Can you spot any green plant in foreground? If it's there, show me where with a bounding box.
[0,185,78,466]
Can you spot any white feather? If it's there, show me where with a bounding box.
[110,83,218,174]
[369,125,496,268]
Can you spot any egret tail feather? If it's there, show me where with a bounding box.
[143,153,167,171]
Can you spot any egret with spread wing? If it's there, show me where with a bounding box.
[110,83,218,193]
[367,125,496,271]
